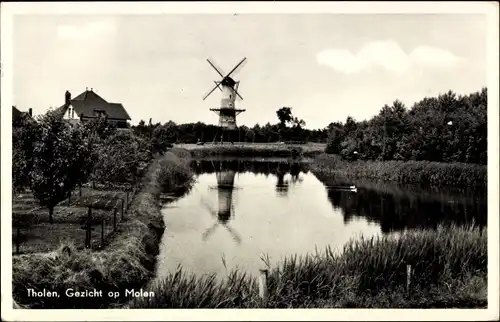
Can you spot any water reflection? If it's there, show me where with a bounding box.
[199,160,241,244]
[315,173,487,233]
[191,159,309,198]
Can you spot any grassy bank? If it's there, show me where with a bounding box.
[178,143,325,158]
[12,148,194,309]
[312,154,487,190]
[130,224,486,308]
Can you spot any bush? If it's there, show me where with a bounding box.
[157,149,194,195]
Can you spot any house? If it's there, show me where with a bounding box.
[12,106,33,126]
[56,88,131,128]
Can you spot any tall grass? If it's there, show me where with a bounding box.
[188,145,314,158]
[313,154,487,189]
[12,148,195,309]
[131,224,486,308]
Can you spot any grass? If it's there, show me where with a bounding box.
[11,148,195,309]
[178,142,326,158]
[130,224,486,308]
[312,154,487,190]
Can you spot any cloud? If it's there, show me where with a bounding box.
[57,20,115,41]
[316,40,464,74]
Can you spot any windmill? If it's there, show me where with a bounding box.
[200,160,242,243]
[203,57,247,144]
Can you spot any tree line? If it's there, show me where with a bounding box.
[325,88,487,165]
[131,107,328,147]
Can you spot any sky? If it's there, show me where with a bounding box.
[13,13,487,130]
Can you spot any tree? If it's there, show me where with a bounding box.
[92,131,152,187]
[85,117,117,140]
[67,125,98,194]
[325,122,344,154]
[12,116,40,194]
[29,111,79,224]
[276,107,293,127]
[152,121,177,153]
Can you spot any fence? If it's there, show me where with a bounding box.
[81,184,139,250]
[13,184,140,254]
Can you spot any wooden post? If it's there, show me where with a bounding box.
[121,199,124,221]
[258,268,269,306]
[16,226,20,254]
[406,264,412,297]
[85,207,92,249]
[79,184,82,197]
[101,219,105,247]
[126,191,129,208]
[113,208,117,231]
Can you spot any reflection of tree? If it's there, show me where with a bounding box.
[192,159,309,199]
[322,180,487,234]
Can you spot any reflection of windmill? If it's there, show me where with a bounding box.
[200,160,242,243]
[203,57,247,144]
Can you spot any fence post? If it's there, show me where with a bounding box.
[101,219,105,247]
[126,191,129,208]
[121,199,124,221]
[113,208,117,231]
[406,264,412,297]
[79,184,82,197]
[258,268,269,306]
[16,226,20,254]
[85,207,92,249]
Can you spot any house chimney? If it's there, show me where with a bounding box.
[86,87,88,91]
[91,88,93,92]
[65,90,71,107]
[28,108,32,117]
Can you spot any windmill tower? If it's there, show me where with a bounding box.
[200,160,241,244]
[203,57,247,144]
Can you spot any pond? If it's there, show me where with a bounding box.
[156,157,487,280]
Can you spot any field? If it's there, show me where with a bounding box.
[12,186,135,254]
[176,142,326,158]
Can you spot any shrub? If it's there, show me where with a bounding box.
[157,149,194,195]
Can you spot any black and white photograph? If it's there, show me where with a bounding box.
[1,1,499,321]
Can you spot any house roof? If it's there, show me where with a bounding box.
[13,106,32,121]
[57,89,131,120]
[12,106,23,120]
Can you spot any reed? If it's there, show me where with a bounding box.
[312,154,487,189]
